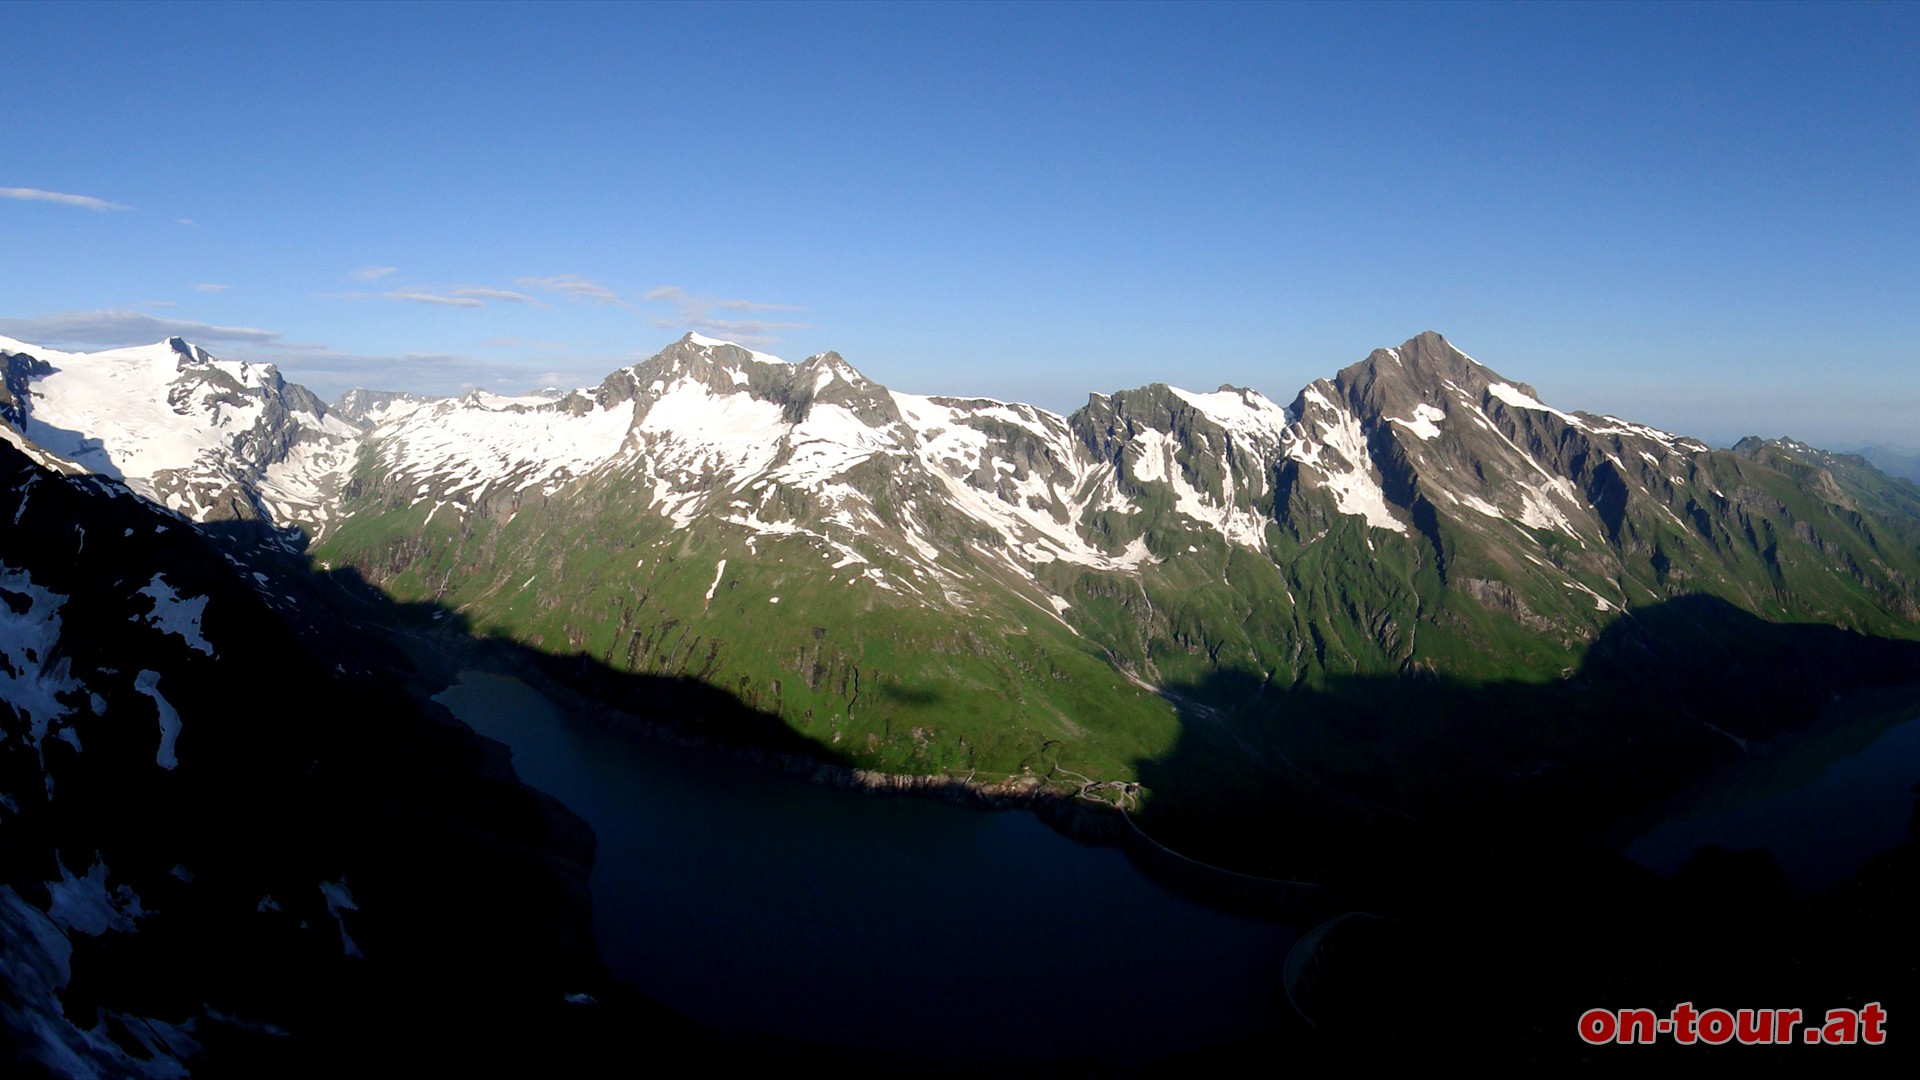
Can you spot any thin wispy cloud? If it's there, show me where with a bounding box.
[192,283,231,293]
[327,281,539,308]
[645,316,814,336]
[258,345,600,400]
[451,286,540,304]
[139,300,179,309]
[177,218,197,227]
[352,265,398,282]
[517,274,627,307]
[643,285,812,346]
[384,291,484,308]
[2,311,611,402]
[0,310,281,349]
[0,187,131,212]
[720,298,806,313]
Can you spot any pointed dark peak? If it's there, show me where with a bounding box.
[1324,331,1539,424]
[1341,331,1489,389]
[0,350,50,427]
[794,351,899,426]
[1067,383,1199,449]
[1076,381,1169,422]
[678,331,766,361]
[657,332,746,368]
[600,339,706,410]
[618,334,777,401]
[1070,382,1289,453]
[799,350,863,379]
[605,336,896,425]
[1399,329,1464,369]
[167,337,215,365]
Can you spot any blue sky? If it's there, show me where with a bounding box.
[3,1,1914,446]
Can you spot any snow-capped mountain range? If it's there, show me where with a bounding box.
[0,329,1718,585]
[6,328,1920,788]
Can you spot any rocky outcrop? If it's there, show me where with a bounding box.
[0,350,52,427]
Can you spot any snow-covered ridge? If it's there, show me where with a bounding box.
[2,330,1731,581]
[685,331,783,366]
[369,389,637,507]
[9,337,272,483]
[1388,402,1446,440]
[0,335,357,522]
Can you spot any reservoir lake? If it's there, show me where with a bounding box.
[435,670,1297,1065]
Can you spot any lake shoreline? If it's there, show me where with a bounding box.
[425,646,1306,1067]
[388,622,1325,921]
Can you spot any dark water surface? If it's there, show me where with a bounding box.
[1622,708,1920,898]
[435,671,1296,1065]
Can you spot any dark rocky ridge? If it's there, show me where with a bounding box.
[0,351,53,428]
[0,440,704,1075]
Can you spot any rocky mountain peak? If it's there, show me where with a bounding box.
[620,333,783,397]
[1330,331,1500,412]
[166,336,216,365]
[1,349,53,427]
[675,331,765,364]
[800,350,862,380]
[786,351,899,427]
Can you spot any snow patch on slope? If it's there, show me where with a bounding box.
[762,403,898,488]
[46,855,143,937]
[1389,402,1446,440]
[136,574,213,656]
[1285,385,1406,535]
[0,565,79,744]
[893,392,1157,570]
[1167,386,1292,455]
[374,392,636,501]
[133,670,182,770]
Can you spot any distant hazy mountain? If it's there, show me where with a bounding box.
[1855,444,1920,485]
